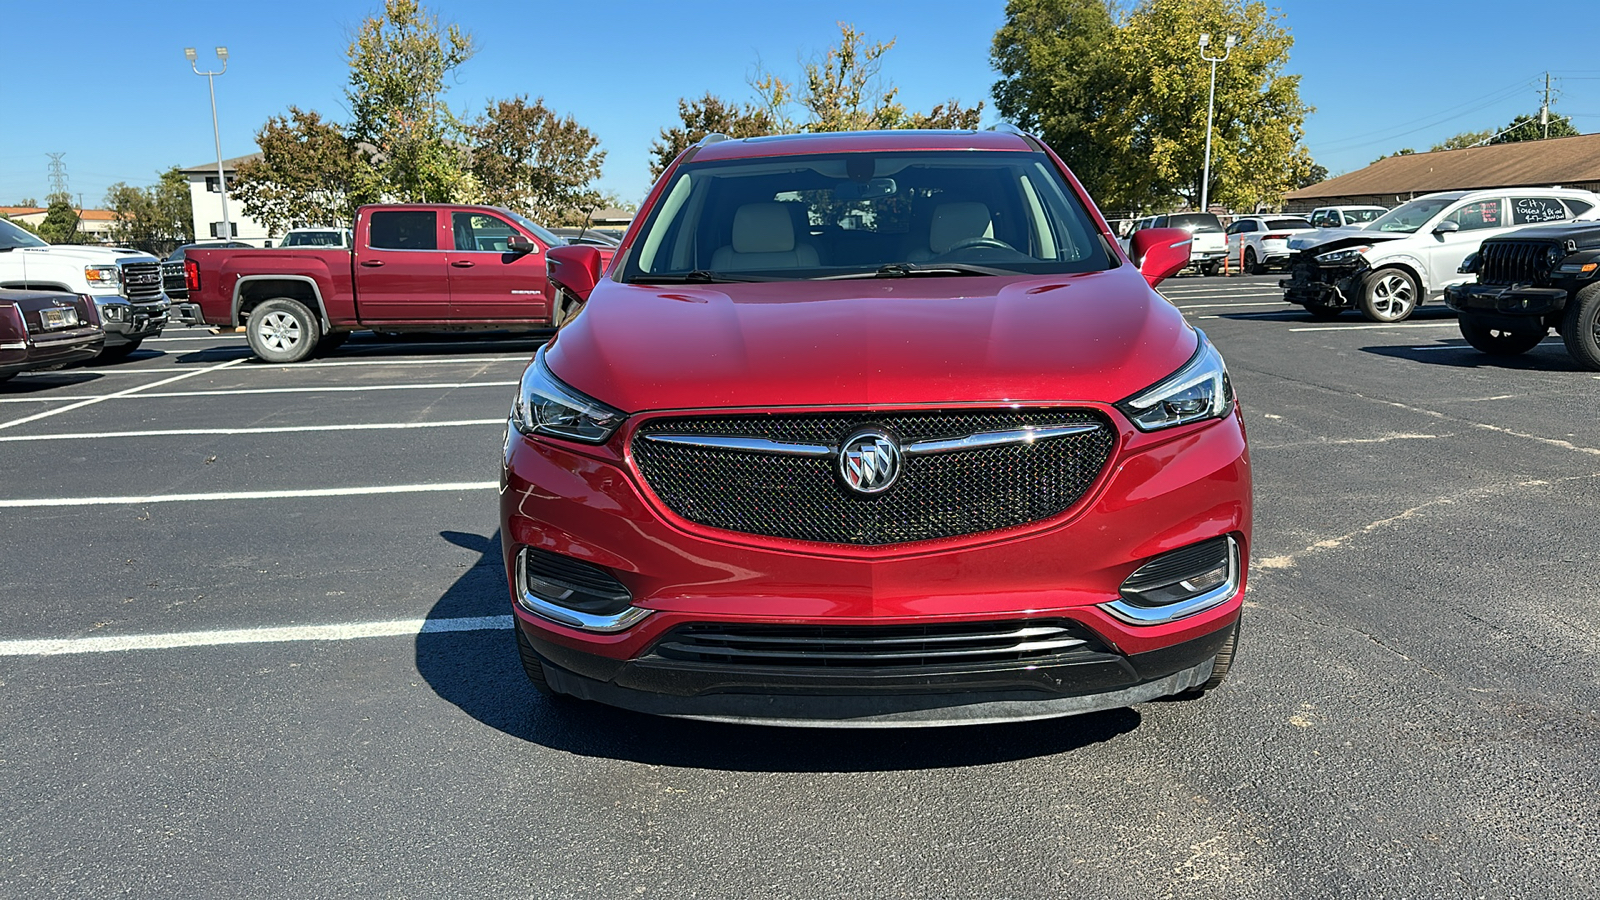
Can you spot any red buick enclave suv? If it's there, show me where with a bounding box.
[500,129,1250,727]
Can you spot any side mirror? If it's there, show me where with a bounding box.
[508,236,539,254]
[546,244,604,301]
[1129,227,1192,288]
[1433,220,1460,235]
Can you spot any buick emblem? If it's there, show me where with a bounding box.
[839,429,901,494]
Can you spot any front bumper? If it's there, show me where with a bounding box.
[94,296,169,345]
[1281,262,1364,309]
[501,404,1252,726]
[1444,282,1568,318]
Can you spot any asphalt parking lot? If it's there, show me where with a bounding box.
[2,276,1597,899]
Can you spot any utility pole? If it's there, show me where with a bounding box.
[1541,71,1551,139]
[1198,33,1237,215]
[186,46,231,240]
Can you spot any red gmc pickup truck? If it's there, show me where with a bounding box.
[176,204,615,362]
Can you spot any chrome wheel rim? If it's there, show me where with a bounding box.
[1369,273,1415,320]
[257,311,302,352]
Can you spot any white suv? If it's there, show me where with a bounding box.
[1282,188,1600,322]
[1308,206,1388,229]
[1224,215,1315,274]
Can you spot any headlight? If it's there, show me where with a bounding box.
[1118,332,1235,432]
[83,265,120,288]
[1315,246,1370,265]
[509,346,626,443]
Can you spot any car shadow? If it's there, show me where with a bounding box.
[1361,339,1586,371]
[84,347,165,366]
[1,371,107,392]
[414,530,1142,771]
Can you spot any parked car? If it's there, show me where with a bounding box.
[0,289,105,383]
[162,241,252,301]
[1281,187,1600,322]
[1308,206,1388,229]
[503,128,1250,727]
[549,227,622,248]
[179,205,615,362]
[1224,215,1316,273]
[0,217,168,358]
[278,227,351,249]
[1446,220,1600,367]
[1126,213,1226,274]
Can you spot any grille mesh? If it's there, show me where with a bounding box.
[1479,240,1555,286]
[120,262,164,302]
[649,619,1108,669]
[631,410,1114,545]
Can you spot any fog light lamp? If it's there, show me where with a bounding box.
[515,547,650,633]
[1103,536,1240,626]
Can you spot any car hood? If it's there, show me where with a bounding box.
[545,267,1198,413]
[1288,228,1409,254]
[13,244,157,265]
[1497,221,1600,250]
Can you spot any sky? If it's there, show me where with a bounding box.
[2,0,1595,214]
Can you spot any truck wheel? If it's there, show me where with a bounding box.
[1458,316,1546,356]
[98,339,144,361]
[247,298,321,364]
[1244,247,1262,275]
[1561,282,1600,371]
[1305,303,1344,320]
[1360,268,1419,322]
[514,624,557,697]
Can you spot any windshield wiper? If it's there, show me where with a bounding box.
[630,270,778,284]
[818,262,1018,280]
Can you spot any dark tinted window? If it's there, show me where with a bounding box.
[1165,213,1223,233]
[369,211,438,250]
[1511,197,1569,225]
[1566,199,1594,217]
[1266,218,1312,230]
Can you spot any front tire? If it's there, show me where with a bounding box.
[1360,268,1420,322]
[247,298,321,363]
[1458,316,1547,356]
[514,624,557,697]
[1561,282,1600,371]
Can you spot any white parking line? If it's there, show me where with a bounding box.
[1173,301,1285,310]
[0,481,499,508]
[1287,322,1461,332]
[0,381,518,404]
[0,419,505,443]
[15,357,532,380]
[0,358,244,429]
[0,615,513,657]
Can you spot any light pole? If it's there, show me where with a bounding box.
[185,46,231,241]
[1197,33,1236,215]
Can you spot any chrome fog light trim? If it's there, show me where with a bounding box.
[1101,537,1241,626]
[515,548,652,633]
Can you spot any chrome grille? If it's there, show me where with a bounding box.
[1478,240,1555,286]
[120,262,164,301]
[631,410,1115,545]
[649,620,1107,669]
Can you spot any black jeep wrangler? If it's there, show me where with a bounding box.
[1445,223,1600,369]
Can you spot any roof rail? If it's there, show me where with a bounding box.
[987,122,1043,151]
[695,133,731,148]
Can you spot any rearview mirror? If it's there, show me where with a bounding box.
[1433,220,1460,235]
[1129,227,1192,288]
[546,244,604,301]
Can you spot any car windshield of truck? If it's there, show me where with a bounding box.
[1165,213,1222,234]
[620,150,1112,282]
[1368,197,1455,234]
[0,218,48,251]
[502,211,567,249]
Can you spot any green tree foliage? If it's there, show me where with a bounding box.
[11,197,39,208]
[649,93,776,179]
[1295,162,1328,189]
[36,192,81,244]
[1491,112,1579,144]
[992,0,1313,213]
[104,167,194,253]
[234,107,379,234]
[1371,147,1415,165]
[468,96,606,225]
[345,0,477,203]
[1431,129,1494,152]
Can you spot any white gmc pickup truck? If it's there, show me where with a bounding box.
[0,217,169,357]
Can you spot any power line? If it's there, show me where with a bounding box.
[46,153,68,197]
[1310,76,1536,152]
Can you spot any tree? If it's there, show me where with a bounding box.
[36,192,80,244]
[1431,129,1493,152]
[992,0,1121,199]
[233,107,375,234]
[990,0,1315,213]
[467,96,606,224]
[649,93,776,178]
[345,0,477,203]
[11,197,39,208]
[1491,112,1579,144]
[104,167,194,253]
[1371,147,1415,165]
[1294,162,1328,189]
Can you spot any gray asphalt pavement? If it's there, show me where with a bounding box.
[1,279,1596,899]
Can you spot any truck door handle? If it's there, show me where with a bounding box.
[451,260,476,268]
[359,260,385,268]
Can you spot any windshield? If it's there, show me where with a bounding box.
[0,218,48,251]
[503,211,567,249]
[620,150,1111,282]
[1368,197,1455,234]
[1346,208,1385,223]
[1165,213,1222,233]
